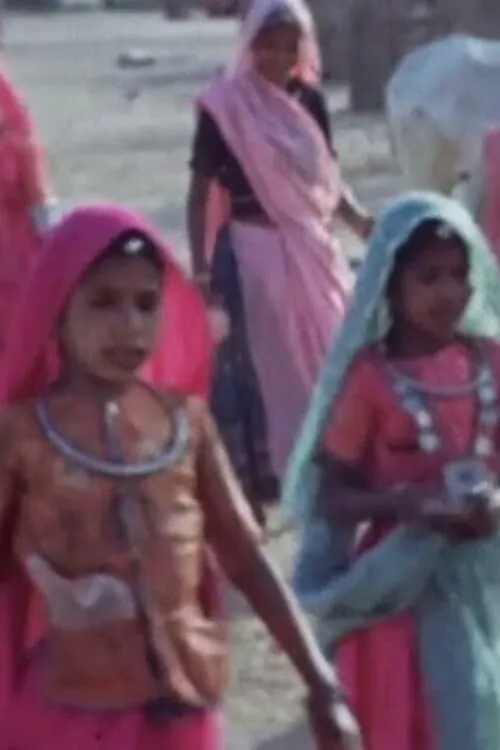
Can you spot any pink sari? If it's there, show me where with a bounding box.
[0,205,221,750]
[481,126,500,259]
[0,65,51,346]
[200,0,352,474]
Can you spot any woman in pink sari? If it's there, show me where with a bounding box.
[0,64,55,345]
[187,0,372,522]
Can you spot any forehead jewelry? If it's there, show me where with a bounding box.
[435,222,454,240]
[123,236,146,255]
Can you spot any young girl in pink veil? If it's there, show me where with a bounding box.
[188,0,372,527]
[0,202,362,750]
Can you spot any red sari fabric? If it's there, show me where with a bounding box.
[0,65,50,349]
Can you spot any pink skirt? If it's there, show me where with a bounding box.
[337,526,434,750]
[3,658,221,750]
[0,555,223,750]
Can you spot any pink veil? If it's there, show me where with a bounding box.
[226,0,321,85]
[0,203,212,403]
[0,204,214,714]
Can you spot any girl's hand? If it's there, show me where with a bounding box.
[307,691,363,750]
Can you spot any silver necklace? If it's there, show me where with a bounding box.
[383,340,484,398]
[383,342,497,456]
[35,390,189,478]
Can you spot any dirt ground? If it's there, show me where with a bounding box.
[4,11,404,748]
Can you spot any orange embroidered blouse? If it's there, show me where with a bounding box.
[0,388,261,711]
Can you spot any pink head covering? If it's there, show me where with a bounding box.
[0,203,212,403]
[227,0,321,85]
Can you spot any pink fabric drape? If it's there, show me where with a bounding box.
[481,127,500,258]
[0,65,51,347]
[0,204,219,750]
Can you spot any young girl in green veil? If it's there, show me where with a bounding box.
[285,192,500,750]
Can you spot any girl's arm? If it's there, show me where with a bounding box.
[316,451,424,524]
[318,353,428,523]
[195,401,360,750]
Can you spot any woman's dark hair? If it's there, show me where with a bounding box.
[259,6,301,33]
[386,218,467,301]
[87,229,165,277]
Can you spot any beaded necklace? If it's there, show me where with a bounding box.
[381,340,497,459]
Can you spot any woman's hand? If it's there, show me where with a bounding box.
[307,690,363,750]
[193,272,230,344]
[356,214,375,241]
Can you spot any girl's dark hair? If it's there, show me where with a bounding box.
[88,229,165,277]
[386,218,467,299]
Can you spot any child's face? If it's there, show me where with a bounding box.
[251,22,301,84]
[390,237,471,344]
[60,254,162,389]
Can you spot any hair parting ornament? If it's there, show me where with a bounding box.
[94,229,165,275]
[122,235,147,255]
[435,221,455,240]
